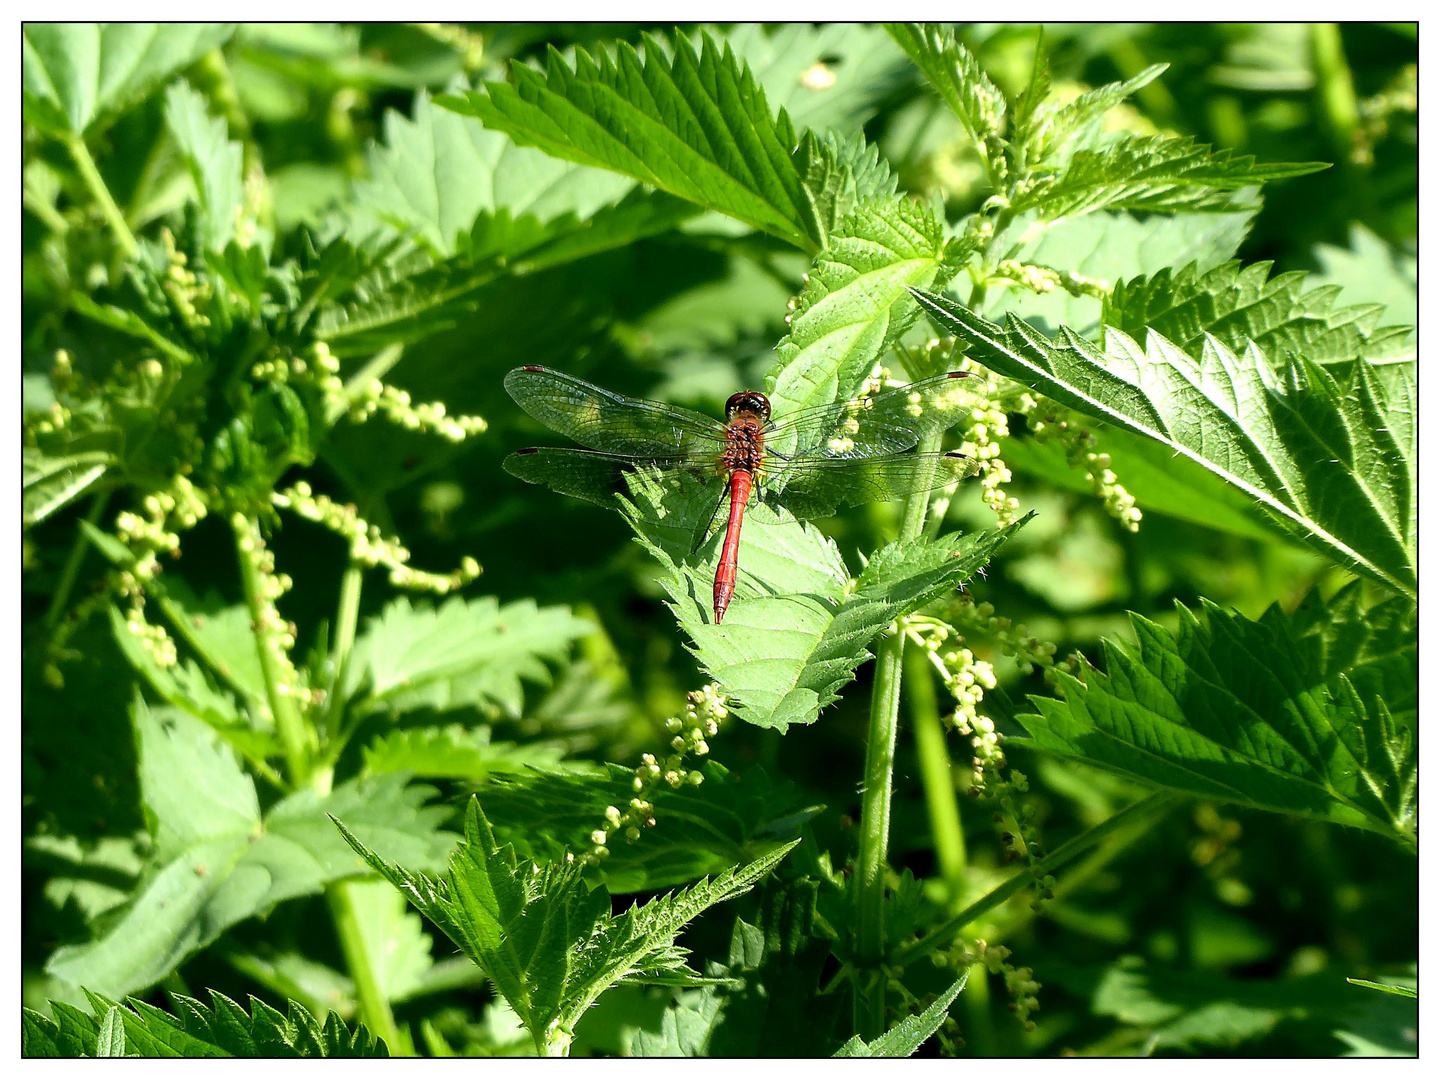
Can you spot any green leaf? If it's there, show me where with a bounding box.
[347,87,635,257]
[622,469,1024,731]
[95,1005,127,1057]
[988,207,1255,335]
[361,724,570,780]
[911,290,1417,597]
[1015,596,1416,846]
[628,881,841,1056]
[149,576,269,707]
[1048,959,1416,1055]
[108,605,277,776]
[1026,66,1170,167]
[1103,259,1415,368]
[45,699,454,998]
[319,88,703,352]
[163,81,244,252]
[885,24,1006,152]
[1309,223,1417,330]
[1347,978,1417,1000]
[335,797,798,1055]
[834,974,967,1056]
[478,761,817,893]
[768,196,957,419]
[726,23,910,135]
[441,31,819,251]
[345,596,592,719]
[22,989,387,1057]
[789,129,899,252]
[23,446,112,527]
[1010,134,1328,218]
[22,23,235,135]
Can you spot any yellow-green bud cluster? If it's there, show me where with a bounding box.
[232,513,318,713]
[579,685,726,866]
[951,598,1076,689]
[159,228,212,330]
[123,595,178,669]
[938,939,1043,1033]
[273,482,481,594]
[416,22,486,70]
[906,617,1001,793]
[1026,410,1141,532]
[345,379,488,444]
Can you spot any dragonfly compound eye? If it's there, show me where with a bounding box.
[725,391,771,422]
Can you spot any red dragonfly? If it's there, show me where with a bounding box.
[504,366,977,624]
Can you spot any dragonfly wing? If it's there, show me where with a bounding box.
[766,372,974,459]
[505,447,700,507]
[770,452,978,519]
[505,366,726,457]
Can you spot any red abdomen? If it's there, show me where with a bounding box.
[713,470,753,624]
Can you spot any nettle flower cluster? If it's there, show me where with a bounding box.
[575,684,726,865]
[905,603,1074,901]
[273,481,480,594]
[934,939,1044,1033]
[895,336,1141,534]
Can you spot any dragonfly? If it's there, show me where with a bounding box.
[503,365,978,624]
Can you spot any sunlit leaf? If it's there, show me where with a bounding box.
[911,290,1416,597]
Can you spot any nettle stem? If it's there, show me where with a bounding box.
[327,881,405,1055]
[44,491,111,629]
[63,131,137,261]
[854,430,944,1031]
[232,513,309,787]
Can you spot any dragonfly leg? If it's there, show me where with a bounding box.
[689,481,730,556]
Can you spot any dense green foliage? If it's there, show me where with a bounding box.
[23,22,1415,1057]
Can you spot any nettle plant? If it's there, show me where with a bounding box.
[23,24,1415,1058]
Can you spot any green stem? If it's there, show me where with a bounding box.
[317,563,364,751]
[1311,23,1361,165]
[233,515,309,787]
[854,431,944,1034]
[62,131,137,260]
[327,880,405,1054]
[906,641,967,897]
[963,962,998,1056]
[44,491,111,629]
[23,188,69,235]
[892,792,1177,969]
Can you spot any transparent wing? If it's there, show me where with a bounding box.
[765,372,975,460]
[504,447,713,507]
[768,451,978,519]
[505,366,727,458]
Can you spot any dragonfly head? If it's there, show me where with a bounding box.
[724,390,771,423]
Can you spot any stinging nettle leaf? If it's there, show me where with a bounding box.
[163,81,245,252]
[22,988,387,1057]
[23,23,235,135]
[23,447,113,528]
[1103,259,1415,369]
[334,797,798,1055]
[344,595,592,719]
[1016,596,1416,847]
[768,196,958,420]
[725,23,911,136]
[440,31,820,251]
[885,24,1006,158]
[45,699,454,999]
[834,973,967,1056]
[910,290,1416,597]
[1010,134,1328,219]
